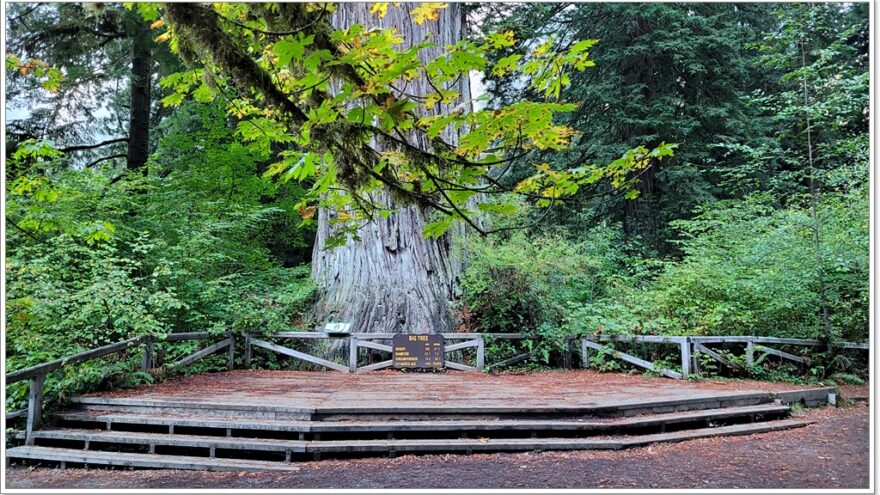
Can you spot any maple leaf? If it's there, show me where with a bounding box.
[411,3,447,25]
[370,2,389,19]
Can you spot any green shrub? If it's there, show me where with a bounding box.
[459,225,624,334]
[459,191,867,378]
[5,104,316,413]
[566,192,868,344]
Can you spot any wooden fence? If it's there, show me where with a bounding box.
[571,335,870,380]
[242,332,527,373]
[5,332,234,445]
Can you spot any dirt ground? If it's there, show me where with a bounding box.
[5,399,870,490]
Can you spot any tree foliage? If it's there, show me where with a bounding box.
[154,2,673,242]
[462,2,868,375]
[5,102,314,412]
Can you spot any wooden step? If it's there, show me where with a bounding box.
[33,418,812,457]
[69,398,313,420]
[57,412,314,433]
[69,390,776,419]
[31,429,308,453]
[55,404,789,436]
[304,419,815,453]
[620,419,815,447]
[5,446,301,471]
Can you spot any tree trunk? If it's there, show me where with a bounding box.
[620,15,660,249]
[126,17,151,170]
[311,3,471,335]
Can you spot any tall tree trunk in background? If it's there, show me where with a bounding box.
[800,38,833,340]
[126,18,152,170]
[620,16,660,250]
[311,3,471,335]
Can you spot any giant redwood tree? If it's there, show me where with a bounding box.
[308,3,472,334]
[159,2,673,334]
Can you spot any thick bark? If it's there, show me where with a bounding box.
[311,3,471,335]
[126,18,151,170]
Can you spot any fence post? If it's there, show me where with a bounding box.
[581,338,590,369]
[244,334,252,369]
[141,336,154,372]
[349,335,358,372]
[563,336,572,369]
[25,374,44,445]
[746,339,755,367]
[680,338,690,380]
[476,336,485,371]
[691,342,701,376]
[226,333,235,370]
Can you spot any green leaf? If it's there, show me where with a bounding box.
[477,202,518,216]
[161,92,186,107]
[274,34,314,66]
[485,31,515,49]
[568,39,598,55]
[346,107,367,124]
[192,84,215,103]
[286,153,318,181]
[492,54,521,76]
[423,218,453,238]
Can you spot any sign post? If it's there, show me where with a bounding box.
[392,334,445,369]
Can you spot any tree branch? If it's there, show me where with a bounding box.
[85,154,126,168]
[59,137,128,153]
[165,3,309,125]
[6,216,47,244]
[213,3,328,37]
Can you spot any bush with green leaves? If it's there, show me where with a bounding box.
[5,102,315,413]
[458,220,630,366]
[461,188,867,378]
[556,190,867,342]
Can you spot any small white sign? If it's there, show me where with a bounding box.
[323,322,352,333]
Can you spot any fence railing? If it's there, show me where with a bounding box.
[242,332,527,373]
[5,332,234,445]
[572,335,870,380]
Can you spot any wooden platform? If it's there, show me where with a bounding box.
[6,371,834,470]
[71,370,832,414]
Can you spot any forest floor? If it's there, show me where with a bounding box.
[4,378,869,490]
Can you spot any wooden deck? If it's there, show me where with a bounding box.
[7,370,834,470]
[80,370,829,414]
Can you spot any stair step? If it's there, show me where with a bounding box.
[31,429,308,453]
[28,418,813,459]
[55,403,790,435]
[69,390,776,419]
[5,446,301,471]
[622,418,814,447]
[57,412,313,433]
[306,419,815,453]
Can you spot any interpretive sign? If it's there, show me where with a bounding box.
[392,334,445,369]
[323,322,351,334]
